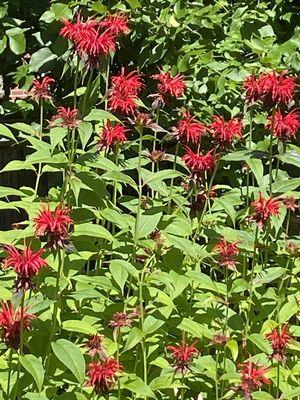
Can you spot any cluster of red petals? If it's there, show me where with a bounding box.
[238,360,271,400]
[87,334,105,359]
[151,70,186,106]
[0,301,35,349]
[209,115,243,147]
[176,111,206,144]
[282,196,298,212]
[98,121,128,149]
[109,309,140,329]
[167,337,199,374]
[31,76,55,101]
[266,324,292,362]
[51,106,79,129]
[87,357,122,394]
[266,109,300,141]
[213,238,240,271]
[33,204,73,248]
[3,245,47,279]
[108,68,144,115]
[183,148,216,176]
[60,14,129,66]
[99,13,130,36]
[251,192,281,228]
[244,71,296,105]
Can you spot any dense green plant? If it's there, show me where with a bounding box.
[0,1,299,400]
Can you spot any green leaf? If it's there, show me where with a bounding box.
[84,109,120,122]
[51,339,85,383]
[121,373,156,398]
[110,259,139,279]
[50,3,72,20]
[62,320,97,335]
[29,48,57,72]
[249,333,272,354]
[78,122,93,150]
[123,328,144,352]
[178,318,213,339]
[19,354,44,392]
[226,340,239,361]
[110,260,128,293]
[144,170,183,185]
[277,151,300,168]
[72,223,113,241]
[135,213,162,239]
[272,178,300,193]
[125,0,142,9]
[247,158,264,187]
[278,298,299,323]
[7,28,26,54]
[1,160,35,173]
[0,124,17,142]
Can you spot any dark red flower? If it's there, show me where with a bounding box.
[244,74,261,103]
[210,333,230,345]
[98,121,128,149]
[175,111,206,144]
[60,15,90,42]
[209,115,243,148]
[31,76,55,101]
[108,68,144,115]
[238,360,271,400]
[3,245,47,279]
[258,71,296,106]
[266,109,300,141]
[99,13,130,36]
[266,324,292,362]
[87,334,106,359]
[183,148,216,179]
[251,192,281,228]
[282,196,298,212]
[167,337,199,374]
[151,70,186,104]
[213,238,240,271]
[51,106,79,129]
[33,204,73,249]
[109,309,140,329]
[0,301,35,349]
[87,357,122,394]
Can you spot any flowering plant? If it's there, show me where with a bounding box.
[0,1,299,400]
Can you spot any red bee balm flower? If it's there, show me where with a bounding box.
[167,337,199,374]
[183,148,216,179]
[87,357,122,394]
[176,111,206,144]
[98,121,128,149]
[99,13,130,36]
[251,192,281,228]
[209,115,243,148]
[33,204,73,248]
[60,16,116,68]
[238,360,271,400]
[51,106,79,129]
[109,309,140,329]
[266,109,300,141]
[213,238,240,271]
[244,71,296,106]
[86,334,106,359]
[31,76,55,101]
[3,245,47,278]
[0,301,35,349]
[108,68,144,115]
[266,324,292,362]
[152,70,186,99]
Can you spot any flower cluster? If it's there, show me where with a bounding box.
[213,238,240,271]
[174,111,206,144]
[31,76,55,102]
[60,13,129,68]
[251,192,281,228]
[87,358,122,394]
[108,68,144,115]
[266,324,292,363]
[151,69,186,106]
[266,109,300,141]
[50,106,80,129]
[0,302,35,349]
[238,360,270,400]
[209,115,243,148]
[98,121,128,150]
[167,337,199,374]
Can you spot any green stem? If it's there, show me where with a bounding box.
[34,100,43,198]
[246,106,253,208]
[74,56,79,109]
[105,57,110,111]
[82,68,94,117]
[215,348,219,400]
[244,225,259,342]
[6,348,13,400]
[167,142,179,214]
[19,292,25,355]
[133,128,143,251]
[193,158,220,239]
[276,362,280,398]
[44,249,63,373]
[221,267,229,397]
[269,107,276,195]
